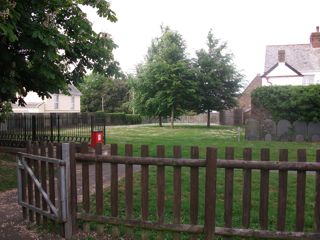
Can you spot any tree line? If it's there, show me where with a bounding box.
[81,26,243,127]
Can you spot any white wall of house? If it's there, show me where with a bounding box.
[262,63,319,86]
[12,91,81,113]
[45,94,81,112]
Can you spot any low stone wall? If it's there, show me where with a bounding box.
[245,118,320,142]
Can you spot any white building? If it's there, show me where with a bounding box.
[262,26,320,86]
[12,85,82,113]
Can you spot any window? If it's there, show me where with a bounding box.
[54,94,59,109]
[302,75,314,85]
[71,96,75,110]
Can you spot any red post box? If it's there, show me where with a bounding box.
[91,131,103,148]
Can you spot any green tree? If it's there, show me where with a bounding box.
[80,72,130,113]
[195,30,243,127]
[0,0,118,112]
[133,26,196,128]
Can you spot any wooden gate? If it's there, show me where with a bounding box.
[16,142,74,238]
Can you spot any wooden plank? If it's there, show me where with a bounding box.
[173,146,182,240]
[224,147,234,230]
[33,142,41,225]
[69,143,77,234]
[110,144,119,238]
[125,144,134,239]
[48,143,56,221]
[141,145,149,240]
[21,144,28,220]
[204,147,217,240]
[80,143,90,233]
[242,148,252,229]
[40,142,48,225]
[95,143,104,234]
[190,146,199,240]
[277,149,288,231]
[55,143,65,237]
[78,212,204,233]
[157,145,165,240]
[296,149,306,232]
[259,148,270,230]
[315,150,320,232]
[26,141,34,222]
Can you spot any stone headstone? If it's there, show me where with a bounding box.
[277,120,292,141]
[293,121,307,141]
[245,118,260,140]
[308,122,320,141]
[265,133,272,141]
[261,119,276,140]
[311,135,320,142]
[295,134,305,142]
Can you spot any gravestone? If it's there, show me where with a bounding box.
[308,122,320,141]
[293,121,308,141]
[265,133,272,141]
[311,135,320,142]
[261,119,276,140]
[245,118,260,140]
[295,134,304,142]
[277,120,292,141]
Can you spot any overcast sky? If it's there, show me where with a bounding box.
[83,0,320,83]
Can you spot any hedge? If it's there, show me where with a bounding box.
[251,85,320,122]
[96,112,142,125]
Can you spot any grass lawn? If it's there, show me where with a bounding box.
[81,124,320,239]
[106,124,319,161]
[0,153,17,192]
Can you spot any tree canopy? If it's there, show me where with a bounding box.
[133,26,196,127]
[0,0,118,111]
[80,72,131,113]
[194,30,243,127]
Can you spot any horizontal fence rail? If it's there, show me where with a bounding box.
[71,143,320,239]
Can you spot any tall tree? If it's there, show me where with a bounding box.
[133,26,196,128]
[0,0,118,112]
[80,72,130,113]
[195,30,243,127]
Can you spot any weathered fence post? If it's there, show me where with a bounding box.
[32,115,36,141]
[62,143,74,239]
[204,147,217,240]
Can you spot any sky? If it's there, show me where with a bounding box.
[82,0,320,83]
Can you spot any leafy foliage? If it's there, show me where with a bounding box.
[96,112,142,125]
[132,26,197,127]
[194,29,243,126]
[80,72,130,113]
[252,85,320,122]
[0,0,118,106]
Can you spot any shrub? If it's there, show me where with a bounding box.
[251,85,320,122]
[95,112,142,125]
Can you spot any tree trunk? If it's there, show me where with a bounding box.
[159,115,163,127]
[171,106,174,129]
[207,110,211,127]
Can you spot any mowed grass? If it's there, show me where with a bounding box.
[0,153,17,192]
[82,124,320,239]
[106,124,319,161]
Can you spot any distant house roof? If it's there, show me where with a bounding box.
[264,44,320,74]
[68,84,82,96]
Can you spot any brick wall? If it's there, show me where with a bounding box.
[238,74,262,111]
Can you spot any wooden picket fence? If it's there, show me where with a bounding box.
[17,141,320,239]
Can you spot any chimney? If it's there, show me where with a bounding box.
[278,50,285,62]
[310,26,320,48]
